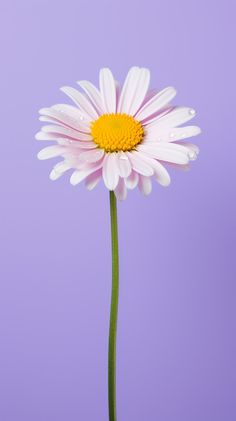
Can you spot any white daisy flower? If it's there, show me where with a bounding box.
[36,66,201,200]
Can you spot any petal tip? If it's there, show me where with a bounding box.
[196,127,202,135]
[39,108,48,115]
[49,170,58,181]
[164,178,171,187]
[189,108,196,116]
[60,86,69,93]
[35,132,41,140]
[37,150,44,160]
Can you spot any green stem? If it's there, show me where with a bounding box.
[108,191,119,421]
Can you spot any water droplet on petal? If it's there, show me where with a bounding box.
[189,109,196,116]
[189,151,196,160]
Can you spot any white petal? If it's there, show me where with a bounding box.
[35,131,92,144]
[138,176,152,196]
[60,86,98,120]
[175,142,199,161]
[140,88,158,107]
[39,115,64,125]
[136,153,171,186]
[142,105,174,127]
[117,152,132,177]
[70,170,90,185]
[102,153,119,190]
[80,148,104,163]
[137,144,189,165]
[52,104,90,128]
[176,141,200,158]
[170,143,196,160]
[135,87,176,122]
[145,125,201,143]
[146,107,197,130]
[49,161,71,181]
[77,80,105,114]
[64,140,98,149]
[114,178,127,201]
[39,106,90,132]
[37,145,64,160]
[151,161,170,186]
[124,171,139,189]
[99,68,116,113]
[117,67,139,113]
[118,67,150,115]
[170,126,201,141]
[127,151,154,176]
[158,142,193,156]
[70,161,103,186]
[166,162,190,171]
[128,68,150,116]
[41,125,92,141]
[49,169,63,181]
[55,161,71,171]
[35,131,54,141]
[35,132,96,149]
[63,155,85,168]
[85,169,102,190]
[115,80,121,108]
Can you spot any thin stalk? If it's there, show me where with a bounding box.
[108,191,119,421]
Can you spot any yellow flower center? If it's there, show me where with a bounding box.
[90,113,144,152]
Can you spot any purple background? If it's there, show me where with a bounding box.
[0,0,235,420]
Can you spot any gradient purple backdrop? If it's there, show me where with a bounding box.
[0,0,235,420]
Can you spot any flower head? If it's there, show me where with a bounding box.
[36,67,201,200]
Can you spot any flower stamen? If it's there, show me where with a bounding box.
[91,113,144,152]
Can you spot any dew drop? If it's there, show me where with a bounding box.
[189,109,196,116]
[189,151,196,160]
